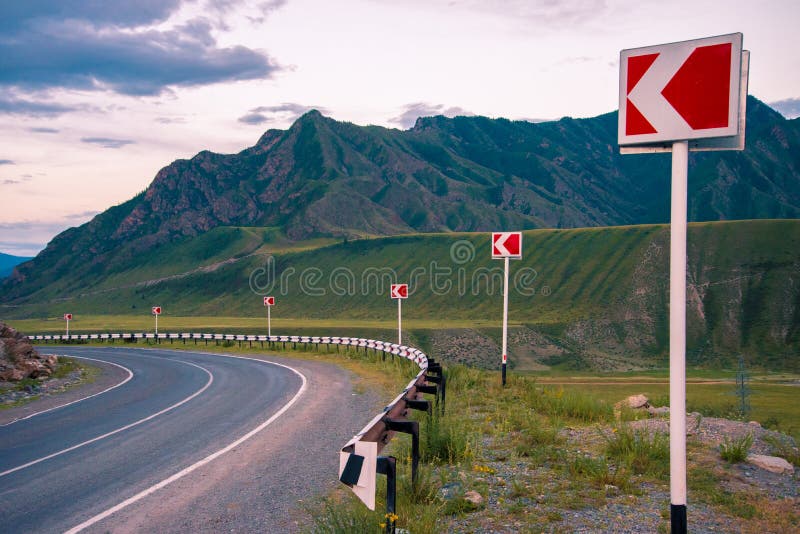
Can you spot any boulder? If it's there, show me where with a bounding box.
[618,394,650,409]
[746,454,795,474]
[464,490,484,507]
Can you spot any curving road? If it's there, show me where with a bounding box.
[0,347,364,533]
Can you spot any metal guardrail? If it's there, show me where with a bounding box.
[29,331,444,532]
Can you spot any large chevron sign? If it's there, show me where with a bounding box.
[619,33,743,146]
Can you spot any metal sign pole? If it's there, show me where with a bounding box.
[397,298,402,345]
[268,305,271,337]
[155,313,158,336]
[501,255,509,386]
[66,318,69,338]
[670,139,689,534]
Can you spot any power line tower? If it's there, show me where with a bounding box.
[735,355,751,419]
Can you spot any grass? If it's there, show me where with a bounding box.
[604,425,670,478]
[5,220,799,373]
[554,380,800,441]
[719,433,754,463]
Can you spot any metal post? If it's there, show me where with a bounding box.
[385,419,420,487]
[376,456,397,534]
[66,318,69,338]
[267,305,271,337]
[501,255,509,386]
[155,314,158,336]
[670,140,688,534]
[397,298,402,345]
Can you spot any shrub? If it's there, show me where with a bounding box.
[567,454,631,491]
[420,412,476,464]
[719,433,754,463]
[604,425,669,478]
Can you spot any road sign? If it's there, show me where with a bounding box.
[390,284,408,299]
[152,306,161,315]
[264,296,275,306]
[491,232,522,259]
[619,33,747,534]
[63,313,72,320]
[491,231,523,385]
[619,33,743,146]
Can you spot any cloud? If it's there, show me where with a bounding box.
[0,4,281,97]
[238,103,329,125]
[0,1,184,32]
[81,137,136,149]
[0,91,83,117]
[29,127,60,133]
[389,102,475,129]
[385,0,606,27]
[0,159,14,165]
[155,116,187,124]
[769,97,800,119]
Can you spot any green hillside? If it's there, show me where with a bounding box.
[4,220,798,371]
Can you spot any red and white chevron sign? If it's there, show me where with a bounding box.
[264,296,275,306]
[390,284,408,299]
[152,306,161,315]
[619,33,742,145]
[63,313,72,320]
[492,232,522,259]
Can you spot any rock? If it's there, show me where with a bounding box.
[618,394,649,409]
[0,368,25,381]
[748,421,761,427]
[464,490,484,507]
[747,454,795,474]
[647,406,670,416]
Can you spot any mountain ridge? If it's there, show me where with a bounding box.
[3,95,799,303]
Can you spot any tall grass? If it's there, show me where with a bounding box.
[603,425,669,478]
[719,433,754,463]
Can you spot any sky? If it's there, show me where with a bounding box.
[1,0,798,257]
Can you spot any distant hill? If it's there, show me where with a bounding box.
[3,221,799,372]
[2,95,799,303]
[0,253,32,279]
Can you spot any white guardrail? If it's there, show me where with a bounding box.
[29,332,444,532]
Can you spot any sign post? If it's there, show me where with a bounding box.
[152,306,161,335]
[390,284,408,344]
[263,296,275,337]
[63,313,72,337]
[492,231,522,386]
[618,33,747,534]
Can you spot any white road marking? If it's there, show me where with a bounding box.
[64,353,308,534]
[0,355,134,427]
[0,360,213,478]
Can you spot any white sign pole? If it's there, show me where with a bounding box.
[501,255,510,386]
[397,297,402,345]
[268,305,271,337]
[670,139,689,532]
[155,313,158,336]
[66,317,70,338]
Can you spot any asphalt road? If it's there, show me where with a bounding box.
[0,347,306,533]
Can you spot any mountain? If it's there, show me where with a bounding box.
[3,96,799,305]
[0,253,32,279]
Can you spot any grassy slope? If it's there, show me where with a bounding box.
[4,220,799,370]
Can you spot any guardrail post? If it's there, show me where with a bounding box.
[384,419,420,487]
[376,456,397,534]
